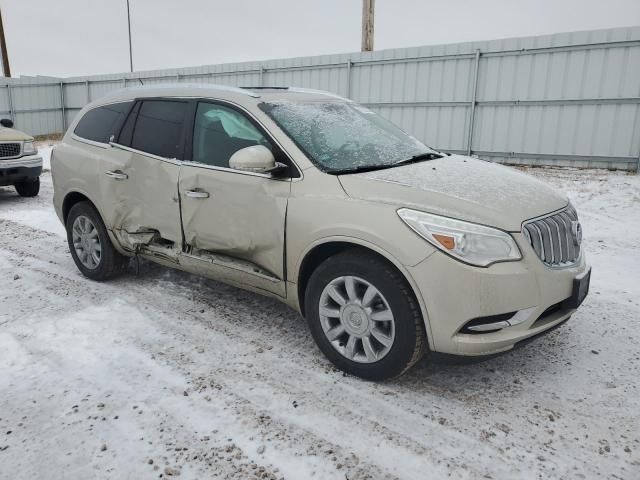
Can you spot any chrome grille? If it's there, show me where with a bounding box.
[523,205,581,267]
[0,142,21,159]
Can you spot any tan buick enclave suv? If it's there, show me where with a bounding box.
[52,84,590,380]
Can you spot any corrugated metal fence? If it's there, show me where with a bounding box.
[2,26,639,171]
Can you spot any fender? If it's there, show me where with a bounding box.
[292,235,436,352]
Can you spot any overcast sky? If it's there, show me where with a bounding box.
[3,0,640,78]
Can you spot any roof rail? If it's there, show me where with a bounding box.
[242,86,348,100]
[287,87,347,100]
[240,86,290,90]
[104,82,261,99]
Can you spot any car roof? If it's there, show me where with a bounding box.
[91,83,348,107]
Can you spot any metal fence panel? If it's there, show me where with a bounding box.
[1,26,639,170]
[0,86,9,113]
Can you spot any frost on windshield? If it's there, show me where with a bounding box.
[261,101,433,172]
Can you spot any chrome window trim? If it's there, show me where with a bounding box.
[71,133,111,149]
[75,95,304,181]
[181,160,289,180]
[109,141,181,166]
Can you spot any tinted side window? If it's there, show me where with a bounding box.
[117,101,139,146]
[192,102,271,168]
[131,100,188,159]
[74,101,133,143]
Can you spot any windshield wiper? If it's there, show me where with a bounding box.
[330,164,397,175]
[393,151,443,166]
[331,151,444,175]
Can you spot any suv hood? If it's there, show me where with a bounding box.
[338,155,568,231]
[0,126,32,141]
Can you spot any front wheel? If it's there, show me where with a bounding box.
[15,177,39,197]
[305,250,427,381]
[66,201,129,281]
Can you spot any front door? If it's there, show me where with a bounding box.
[178,101,290,296]
[99,99,189,251]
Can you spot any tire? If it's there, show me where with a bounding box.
[305,249,427,381]
[65,201,129,281]
[14,177,40,197]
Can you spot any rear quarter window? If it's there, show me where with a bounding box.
[73,101,133,144]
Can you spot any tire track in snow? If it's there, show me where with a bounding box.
[0,221,400,479]
[0,217,509,479]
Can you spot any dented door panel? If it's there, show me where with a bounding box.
[178,164,289,295]
[98,145,182,251]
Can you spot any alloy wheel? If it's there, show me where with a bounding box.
[318,275,396,363]
[72,215,102,269]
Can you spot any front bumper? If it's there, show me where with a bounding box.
[0,154,43,186]
[407,232,589,356]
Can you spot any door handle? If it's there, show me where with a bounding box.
[104,170,128,180]
[184,190,210,199]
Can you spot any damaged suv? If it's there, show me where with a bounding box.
[52,85,590,380]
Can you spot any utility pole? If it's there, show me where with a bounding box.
[361,0,375,52]
[126,0,133,72]
[0,8,11,77]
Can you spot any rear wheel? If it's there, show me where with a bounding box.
[305,249,427,380]
[14,177,39,197]
[66,201,129,280]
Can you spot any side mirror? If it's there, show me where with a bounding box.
[0,118,14,128]
[229,145,287,175]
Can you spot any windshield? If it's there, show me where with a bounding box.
[259,101,437,173]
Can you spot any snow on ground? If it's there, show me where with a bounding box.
[34,142,54,171]
[1,150,639,479]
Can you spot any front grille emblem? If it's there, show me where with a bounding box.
[571,221,582,246]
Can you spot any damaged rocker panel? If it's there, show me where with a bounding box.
[114,227,283,289]
[181,248,280,283]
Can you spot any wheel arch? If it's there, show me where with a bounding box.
[294,237,434,350]
[61,189,130,256]
[62,191,93,224]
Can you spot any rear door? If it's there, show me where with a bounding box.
[100,99,189,250]
[178,100,292,297]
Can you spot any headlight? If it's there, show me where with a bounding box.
[23,141,37,155]
[397,208,521,267]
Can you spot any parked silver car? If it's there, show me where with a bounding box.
[52,84,590,380]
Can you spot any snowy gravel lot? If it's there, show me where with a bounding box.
[1,148,639,479]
